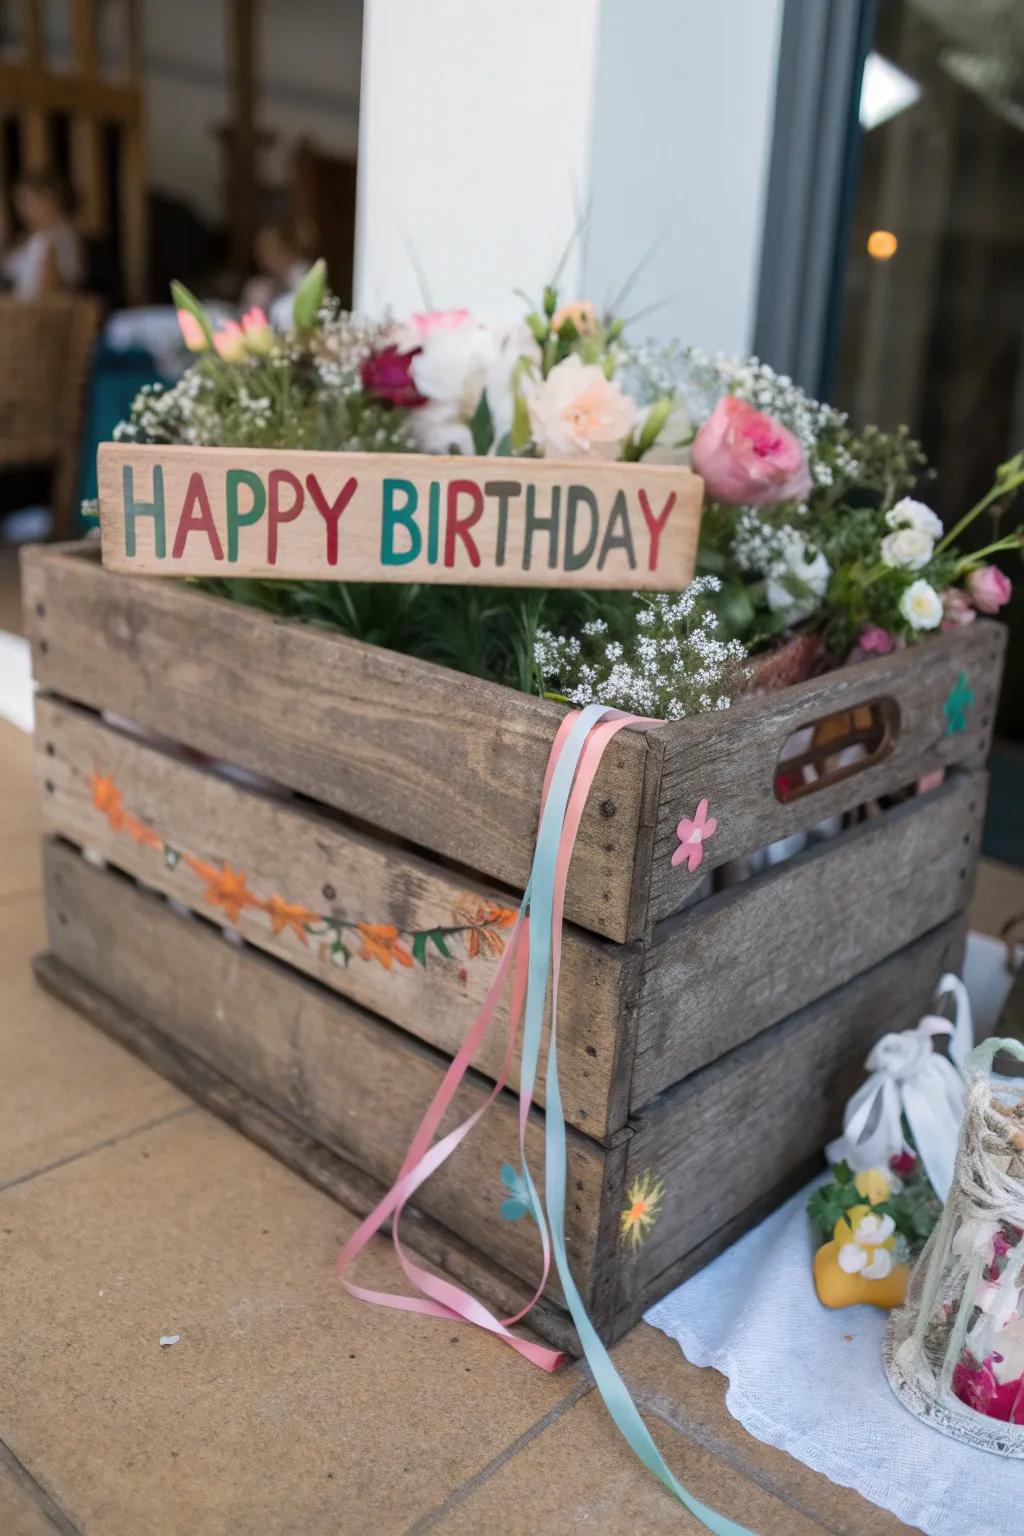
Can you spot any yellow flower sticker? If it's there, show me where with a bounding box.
[620,1170,664,1250]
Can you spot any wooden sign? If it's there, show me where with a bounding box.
[97,444,703,589]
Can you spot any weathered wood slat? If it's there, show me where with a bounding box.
[649,620,1004,924]
[21,544,654,943]
[35,696,636,1139]
[41,838,621,1307]
[632,772,984,1104]
[31,952,582,1356]
[618,916,967,1302]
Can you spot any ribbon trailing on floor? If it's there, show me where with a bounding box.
[337,704,756,1536]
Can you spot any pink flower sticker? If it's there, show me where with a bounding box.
[672,799,717,872]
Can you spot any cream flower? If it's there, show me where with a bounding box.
[886,497,943,540]
[899,579,943,631]
[522,354,637,461]
[550,299,598,337]
[881,526,934,570]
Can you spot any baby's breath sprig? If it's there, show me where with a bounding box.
[534,576,747,722]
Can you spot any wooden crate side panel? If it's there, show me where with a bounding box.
[614,916,967,1306]
[633,772,984,1104]
[22,544,653,943]
[650,621,1004,923]
[41,838,612,1305]
[35,696,634,1138]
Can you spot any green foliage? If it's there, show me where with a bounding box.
[807,1157,941,1255]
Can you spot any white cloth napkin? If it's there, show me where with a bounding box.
[645,1180,1020,1536]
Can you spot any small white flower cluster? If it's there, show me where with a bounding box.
[732,513,831,622]
[534,576,746,721]
[113,371,211,445]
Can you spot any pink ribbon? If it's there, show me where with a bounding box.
[336,711,585,1371]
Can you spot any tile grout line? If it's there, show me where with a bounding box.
[0,1104,197,1194]
[0,1436,84,1536]
[402,1367,596,1535]
[634,1389,842,1535]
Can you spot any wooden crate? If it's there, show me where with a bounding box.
[24,542,1005,1348]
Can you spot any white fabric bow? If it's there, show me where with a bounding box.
[827,973,973,1200]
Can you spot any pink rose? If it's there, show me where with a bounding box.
[858,623,896,655]
[941,588,976,629]
[966,564,1012,614]
[360,345,426,408]
[691,396,812,507]
[889,1150,917,1177]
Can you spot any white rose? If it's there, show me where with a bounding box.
[407,318,538,455]
[899,579,943,630]
[765,535,831,621]
[522,354,637,460]
[886,497,943,540]
[639,403,693,466]
[881,526,933,570]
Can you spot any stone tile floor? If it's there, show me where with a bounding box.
[0,718,933,1535]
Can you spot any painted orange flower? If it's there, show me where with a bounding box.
[262,894,318,944]
[357,923,413,970]
[619,1171,664,1250]
[185,856,256,925]
[90,773,125,830]
[121,813,164,852]
[453,897,518,957]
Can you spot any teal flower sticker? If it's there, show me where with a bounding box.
[944,671,973,735]
[499,1163,531,1222]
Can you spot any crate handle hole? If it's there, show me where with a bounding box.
[773,697,900,803]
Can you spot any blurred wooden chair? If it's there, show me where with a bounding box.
[0,294,100,540]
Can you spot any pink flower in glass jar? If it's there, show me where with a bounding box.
[966,565,1012,614]
[691,396,812,507]
[360,345,426,408]
[672,799,717,873]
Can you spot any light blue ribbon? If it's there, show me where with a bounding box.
[516,705,756,1536]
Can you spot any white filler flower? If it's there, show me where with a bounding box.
[881,526,934,570]
[886,496,943,540]
[522,354,637,460]
[765,532,831,621]
[900,578,943,630]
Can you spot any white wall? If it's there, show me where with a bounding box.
[355,0,783,354]
[582,0,784,354]
[354,0,602,317]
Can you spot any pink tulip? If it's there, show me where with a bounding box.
[858,623,896,655]
[241,306,273,354]
[966,564,1012,614]
[692,396,812,507]
[213,320,246,363]
[176,308,207,352]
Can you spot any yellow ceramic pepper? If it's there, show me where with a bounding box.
[813,1171,910,1311]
